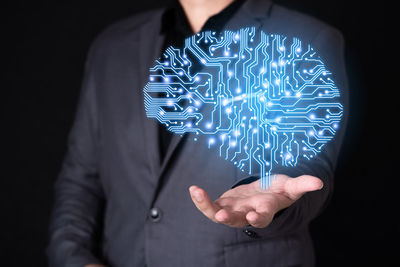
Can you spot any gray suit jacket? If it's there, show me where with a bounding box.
[47,0,349,266]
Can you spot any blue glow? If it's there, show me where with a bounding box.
[144,27,343,189]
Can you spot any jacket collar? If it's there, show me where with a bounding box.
[224,0,273,30]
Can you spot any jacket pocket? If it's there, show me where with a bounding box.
[223,237,301,267]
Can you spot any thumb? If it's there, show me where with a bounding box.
[284,175,323,200]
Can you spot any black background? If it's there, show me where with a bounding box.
[2,0,397,266]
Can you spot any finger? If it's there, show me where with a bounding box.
[246,210,273,228]
[284,175,323,200]
[215,209,249,228]
[189,185,220,222]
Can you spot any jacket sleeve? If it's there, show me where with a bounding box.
[47,39,106,267]
[232,25,349,233]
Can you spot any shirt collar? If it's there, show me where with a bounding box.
[161,0,246,36]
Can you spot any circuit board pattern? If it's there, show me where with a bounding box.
[143,28,343,188]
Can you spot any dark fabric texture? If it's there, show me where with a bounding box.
[47,0,349,266]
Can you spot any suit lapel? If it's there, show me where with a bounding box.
[159,133,186,176]
[138,11,165,181]
[137,9,192,181]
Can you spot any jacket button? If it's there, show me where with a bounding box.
[243,228,260,239]
[149,207,161,222]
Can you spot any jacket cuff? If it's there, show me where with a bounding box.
[47,237,104,267]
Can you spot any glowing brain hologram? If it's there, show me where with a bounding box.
[144,27,343,188]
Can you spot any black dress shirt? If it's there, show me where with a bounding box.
[158,0,245,161]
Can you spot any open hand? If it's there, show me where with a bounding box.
[189,174,323,228]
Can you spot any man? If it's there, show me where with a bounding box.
[47,0,348,266]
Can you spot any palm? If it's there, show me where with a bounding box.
[189,174,323,228]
